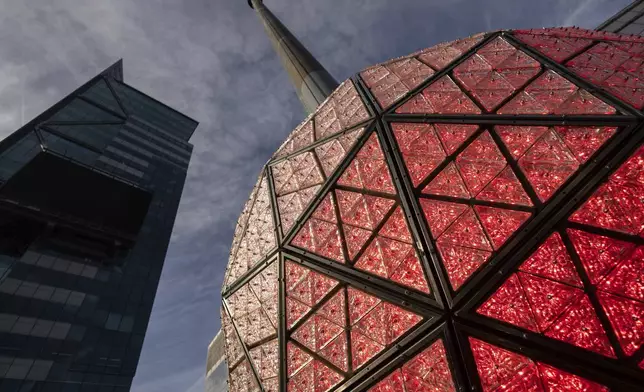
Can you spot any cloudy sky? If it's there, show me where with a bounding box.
[0,0,631,390]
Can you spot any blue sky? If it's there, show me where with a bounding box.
[0,0,632,391]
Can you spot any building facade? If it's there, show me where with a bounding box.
[0,61,197,391]
[205,333,227,392]
[597,0,644,35]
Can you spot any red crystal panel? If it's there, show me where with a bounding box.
[314,79,370,141]
[568,229,636,285]
[477,166,533,206]
[598,292,644,356]
[275,118,315,158]
[250,339,279,388]
[287,285,423,387]
[230,359,260,392]
[566,42,644,109]
[570,145,644,235]
[314,127,364,177]
[435,124,479,155]
[554,126,616,164]
[599,246,644,303]
[543,295,615,358]
[288,277,349,383]
[292,194,345,263]
[454,37,541,111]
[455,131,507,195]
[338,132,396,194]
[496,125,548,159]
[520,232,581,287]
[396,75,481,114]
[348,287,423,370]
[470,338,609,392]
[478,233,616,357]
[227,262,279,348]
[337,190,394,231]
[275,127,369,235]
[478,274,540,332]
[368,339,456,392]
[421,201,494,290]
[475,206,531,249]
[225,176,276,287]
[361,57,435,109]
[355,207,431,293]
[417,33,485,70]
[222,308,244,366]
[272,152,323,197]
[566,41,644,109]
[422,130,533,206]
[285,261,339,329]
[287,342,312,378]
[518,129,578,201]
[368,370,405,392]
[278,186,321,235]
[288,359,343,392]
[392,123,446,186]
[424,162,470,198]
[496,125,615,202]
[337,189,394,261]
[498,70,616,115]
[513,32,593,63]
[514,27,644,44]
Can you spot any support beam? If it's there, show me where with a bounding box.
[249,0,339,113]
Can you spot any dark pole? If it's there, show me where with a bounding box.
[248,0,340,114]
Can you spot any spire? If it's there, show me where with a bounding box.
[248,0,339,113]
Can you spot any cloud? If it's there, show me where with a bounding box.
[0,0,632,391]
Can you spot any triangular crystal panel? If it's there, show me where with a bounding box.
[391,123,446,186]
[494,125,616,202]
[498,70,616,115]
[315,127,365,177]
[361,58,435,109]
[355,207,431,293]
[416,33,485,70]
[517,29,644,109]
[286,270,425,388]
[454,37,541,112]
[338,132,396,194]
[424,162,471,198]
[570,146,644,235]
[469,338,610,392]
[368,338,456,392]
[396,75,481,114]
[477,231,617,358]
[513,32,593,63]
[314,79,370,141]
[598,292,644,356]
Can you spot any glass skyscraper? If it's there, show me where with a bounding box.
[0,60,197,391]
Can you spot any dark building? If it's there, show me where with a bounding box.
[205,333,227,392]
[597,0,644,35]
[0,61,197,391]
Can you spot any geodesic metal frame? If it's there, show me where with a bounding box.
[222,28,644,392]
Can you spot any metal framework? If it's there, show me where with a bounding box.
[221,27,644,392]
